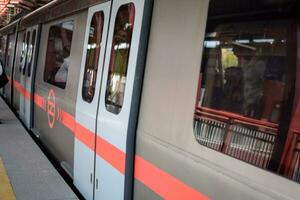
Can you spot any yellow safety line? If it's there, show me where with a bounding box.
[0,158,16,200]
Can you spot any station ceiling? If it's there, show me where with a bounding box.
[0,0,52,27]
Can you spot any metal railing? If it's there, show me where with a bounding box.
[194,107,278,168]
[287,131,300,182]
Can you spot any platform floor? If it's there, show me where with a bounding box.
[0,98,78,200]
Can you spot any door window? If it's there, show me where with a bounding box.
[82,12,104,102]
[18,32,26,73]
[105,3,135,114]
[27,30,36,77]
[22,32,30,75]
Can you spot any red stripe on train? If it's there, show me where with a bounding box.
[34,94,46,111]
[60,111,126,174]
[60,110,76,133]
[135,156,209,200]
[96,136,126,174]
[74,122,95,151]
[13,80,31,101]
[11,79,210,200]
[7,75,12,83]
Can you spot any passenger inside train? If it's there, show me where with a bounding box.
[54,28,71,83]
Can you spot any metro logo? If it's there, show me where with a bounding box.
[47,89,56,128]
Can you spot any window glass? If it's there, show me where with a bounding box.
[27,30,36,77]
[105,3,135,114]
[0,36,7,64]
[43,21,74,89]
[5,35,12,73]
[18,32,26,72]
[82,12,104,103]
[194,0,300,183]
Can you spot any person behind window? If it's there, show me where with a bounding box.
[223,66,244,114]
[54,53,69,83]
[54,28,71,84]
[233,43,266,118]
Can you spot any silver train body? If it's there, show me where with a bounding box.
[0,0,299,199]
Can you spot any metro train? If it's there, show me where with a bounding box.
[1,0,300,199]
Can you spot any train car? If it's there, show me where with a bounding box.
[1,0,300,199]
[0,20,19,103]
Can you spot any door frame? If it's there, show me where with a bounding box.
[123,0,153,199]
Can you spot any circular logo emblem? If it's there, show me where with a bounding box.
[47,89,56,128]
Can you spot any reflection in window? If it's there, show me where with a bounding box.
[82,12,104,102]
[221,48,238,69]
[200,21,287,122]
[43,21,74,89]
[194,0,300,184]
[27,30,36,77]
[22,32,30,75]
[105,3,135,114]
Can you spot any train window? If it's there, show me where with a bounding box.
[18,32,26,72]
[22,32,30,75]
[27,30,36,77]
[82,12,104,103]
[5,35,12,72]
[0,36,7,64]
[194,0,300,183]
[43,20,74,89]
[5,34,15,73]
[105,3,135,114]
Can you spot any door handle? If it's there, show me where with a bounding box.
[90,173,93,184]
[96,178,99,189]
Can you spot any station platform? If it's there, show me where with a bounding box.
[0,98,78,200]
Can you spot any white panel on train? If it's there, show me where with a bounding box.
[95,0,145,199]
[74,2,111,200]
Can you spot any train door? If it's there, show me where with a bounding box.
[13,31,26,113]
[74,0,148,199]
[19,26,38,128]
[3,33,17,104]
[74,2,110,200]
[94,0,146,199]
